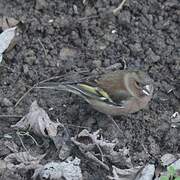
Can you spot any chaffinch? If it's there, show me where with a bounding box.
[39,70,154,116]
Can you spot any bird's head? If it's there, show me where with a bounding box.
[125,70,154,98]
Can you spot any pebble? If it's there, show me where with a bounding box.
[2,98,13,107]
[24,50,36,65]
[92,60,102,67]
[59,47,78,60]
[23,64,29,75]
[146,48,160,62]
[35,0,47,10]
[118,10,131,24]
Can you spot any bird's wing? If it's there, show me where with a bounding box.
[65,83,117,104]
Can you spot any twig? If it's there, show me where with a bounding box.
[14,70,90,107]
[78,15,99,21]
[0,115,22,118]
[15,86,34,107]
[107,115,122,134]
[96,143,105,162]
[64,123,91,130]
[85,151,110,171]
[18,131,40,146]
[113,0,128,15]
[16,131,28,152]
[14,75,65,107]
[15,69,89,107]
[38,38,47,58]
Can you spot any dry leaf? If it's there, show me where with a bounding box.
[4,141,19,153]
[161,153,177,166]
[0,27,16,62]
[4,151,45,164]
[32,157,82,180]
[11,100,61,137]
[51,126,72,160]
[108,165,143,180]
[108,164,155,180]
[71,129,132,167]
[0,16,19,30]
[4,151,45,173]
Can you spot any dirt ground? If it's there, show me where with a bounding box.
[0,0,179,179]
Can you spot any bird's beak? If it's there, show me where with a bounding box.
[142,85,153,96]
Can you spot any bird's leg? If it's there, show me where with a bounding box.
[122,57,127,69]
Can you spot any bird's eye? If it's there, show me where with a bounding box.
[135,81,140,87]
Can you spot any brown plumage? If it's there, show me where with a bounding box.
[39,70,154,116]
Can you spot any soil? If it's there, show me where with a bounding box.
[0,0,179,179]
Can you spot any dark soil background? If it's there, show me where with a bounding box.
[0,0,180,179]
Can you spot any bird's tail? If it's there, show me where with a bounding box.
[37,82,87,98]
[36,82,114,104]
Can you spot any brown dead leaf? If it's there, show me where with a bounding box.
[0,16,19,30]
[0,16,25,56]
[4,141,19,153]
[71,129,132,167]
[108,165,156,180]
[4,151,45,173]
[4,151,45,164]
[51,127,72,160]
[108,165,143,180]
[11,100,61,137]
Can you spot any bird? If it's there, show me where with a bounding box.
[38,70,154,116]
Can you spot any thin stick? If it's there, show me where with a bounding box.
[0,115,22,118]
[38,38,47,58]
[113,0,128,15]
[14,75,65,107]
[18,131,40,146]
[107,115,122,134]
[85,151,110,171]
[64,123,91,130]
[15,86,34,107]
[78,15,99,21]
[15,70,90,107]
[96,143,105,162]
[17,131,28,152]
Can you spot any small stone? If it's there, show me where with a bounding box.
[23,64,29,75]
[24,50,36,65]
[2,98,13,107]
[161,81,175,93]
[118,10,131,24]
[103,58,110,67]
[35,0,47,10]
[146,48,160,62]
[48,19,54,23]
[93,60,102,67]
[57,16,70,28]
[129,43,143,56]
[112,29,117,34]
[148,136,160,155]
[73,4,78,14]
[59,47,78,60]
